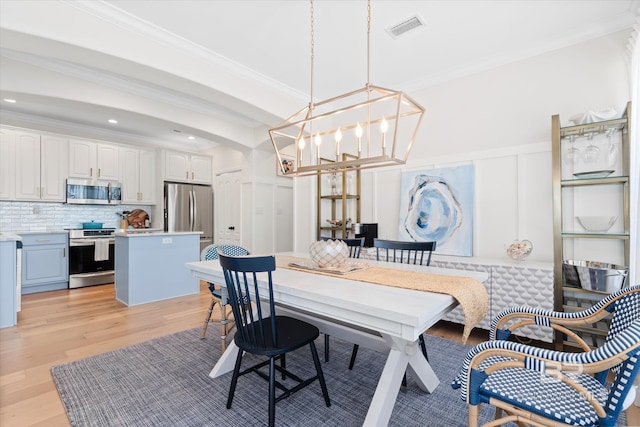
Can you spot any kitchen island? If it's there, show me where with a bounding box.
[114,231,201,306]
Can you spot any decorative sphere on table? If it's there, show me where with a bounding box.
[309,239,349,268]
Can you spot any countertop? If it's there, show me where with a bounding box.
[114,231,203,237]
[12,230,69,235]
[0,233,22,242]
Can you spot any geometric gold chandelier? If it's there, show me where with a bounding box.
[269,0,425,177]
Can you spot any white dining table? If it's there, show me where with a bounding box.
[185,254,488,427]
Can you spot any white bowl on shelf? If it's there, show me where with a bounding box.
[575,215,617,232]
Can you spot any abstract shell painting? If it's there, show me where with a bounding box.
[398,165,474,256]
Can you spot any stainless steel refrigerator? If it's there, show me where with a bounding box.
[164,182,213,252]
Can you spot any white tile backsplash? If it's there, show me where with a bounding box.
[0,201,152,232]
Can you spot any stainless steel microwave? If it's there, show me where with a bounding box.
[66,178,122,205]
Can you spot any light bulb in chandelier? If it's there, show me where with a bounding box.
[315,133,322,163]
[335,128,342,159]
[356,122,363,156]
[380,117,388,151]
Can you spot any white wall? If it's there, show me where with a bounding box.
[292,30,631,264]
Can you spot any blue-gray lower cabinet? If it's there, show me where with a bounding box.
[0,238,20,327]
[19,233,68,294]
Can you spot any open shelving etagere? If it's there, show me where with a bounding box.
[551,101,631,351]
[316,154,361,240]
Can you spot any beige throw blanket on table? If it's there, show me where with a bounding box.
[277,255,488,343]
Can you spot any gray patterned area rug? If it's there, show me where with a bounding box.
[51,328,626,426]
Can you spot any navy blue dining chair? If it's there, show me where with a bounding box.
[349,238,437,372]
[319,236,365,258]
[219,253,331,427]
[374,238,436,266]
[319,236,365,362]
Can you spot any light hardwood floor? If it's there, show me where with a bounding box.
[1,283,638,426]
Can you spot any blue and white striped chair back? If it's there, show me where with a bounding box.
[201,244,250,261]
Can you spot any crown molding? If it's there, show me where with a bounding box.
[64,0,308,103]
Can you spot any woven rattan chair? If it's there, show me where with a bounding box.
[200,244,250,350]
[453,285,640,389]
[319,237,365,362]
[219,253,331,427]
[457,318,640,427]
[490,285,640,351]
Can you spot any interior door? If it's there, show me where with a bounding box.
[216,171,242,245]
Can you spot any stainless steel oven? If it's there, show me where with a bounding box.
[67,229,115,288]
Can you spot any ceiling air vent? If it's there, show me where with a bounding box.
[385,15,425,39]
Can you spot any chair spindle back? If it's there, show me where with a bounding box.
[374,238,436,266]
[219,253,278,348]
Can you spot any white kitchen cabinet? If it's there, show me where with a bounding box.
[0,128,15,200]
[69,139,119,180]
[190,154,213,183]
[120,147,156,204]
[14,131,68,202]
[163,150,212,184]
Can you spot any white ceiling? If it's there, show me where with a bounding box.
[0,0,638,152]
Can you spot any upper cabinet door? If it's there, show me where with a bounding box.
[69,139,97,179]
[0,128,15,200]
[97,144,119,180]
[138,149,156,204]
[40,136,68,202]
[14,131,41,200]
[164,151,190,182]
[190,154,212,184]
[119,147,140,203]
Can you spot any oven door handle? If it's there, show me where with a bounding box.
[70,238,115,247]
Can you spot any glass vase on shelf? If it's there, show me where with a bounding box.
[329,173,338,196]
[605,127,619,169]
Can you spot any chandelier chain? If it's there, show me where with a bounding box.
[310,0,315,109]
[367,0,371,88]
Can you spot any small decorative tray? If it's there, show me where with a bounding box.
[288,261,370,275]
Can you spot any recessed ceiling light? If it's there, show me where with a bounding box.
[187,136,195,140]
[3,98,17,103]
[108,119,118,124]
